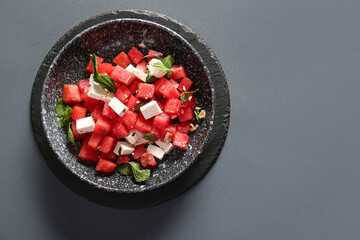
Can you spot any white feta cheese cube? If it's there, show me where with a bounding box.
[76,116,95,134]
[113,141,134,156]
[148,59,167,78]
[134,137,149,146]
[147,144,165,160]
[89,74,100,86]
[126,64,147,82]
[105,93,114,103]
[87,84,107,101]
[124,130,144,145]
[169,79,179,88]
[108,97,128,117]
[155,140,174,154]
[140,100,163,119]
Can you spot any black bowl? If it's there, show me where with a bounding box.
[31,10,230,208]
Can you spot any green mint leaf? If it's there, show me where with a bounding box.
[145,70,157,83]
[97,146,101,150]
[90,53,117,94]
[58,118,66,129]
[86,112,91,117]
[135,90,139,94]
[194,110,203,124]
[135,102,145,110]
[90,53,99,75]
[132,132,136,136]
[102,130,106,135]
[146,76,158,83]
[158,95,163,100]
[165,71,171,79]
[180,93,188,104]
[161,55,175,69]
[143,133,156,141]
[128,162,150,182]
[64,105,73,122]
[180,89,199,103]
[152,61,170,72]
[67,122,76,145]
[118,163,132,176]
[55,97,66,118]
[118,147,122,156]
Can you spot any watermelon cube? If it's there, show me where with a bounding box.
[132,144,147,160]
[62,85,82,104]
[178,77,193,92]
[94,117,112,135]
[127,46,144,64]
[78,136,99,161]
[71,120,86,140]
[173,132,189,149]
[114,85,132,102]
[164,98,182,116]
[153,113,171,129]
[133,115,153,133]
[99,135,115,154]
[112,120,129,139]
[110,65,135,86]
[169,64,187,80]
[85,56,104,73]
[78,79,90,93]
[136,83,155,99]
[88,132,104,150]
[176,122,190,133]
[119,110,138,128]
[136,60,148,72]
[117,155,131,164]
[102,102,117,120]
[147,49,164,61]
[100,151,116,160]
[158,80,181,99]
[95,159,117,173]
[71,104,87,120]
[140,153,157,168]
[113,51,131,68]
[179,107,194,122]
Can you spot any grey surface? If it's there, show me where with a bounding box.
[1,0,360,239]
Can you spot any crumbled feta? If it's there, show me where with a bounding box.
[148,59,167,78]
[147,144,165,160]
[76,116,95,134]
[125,130,144,145]
[108,97,128,117]
[134,137,149,146]
[155,140,174,154]
[87,84,107,101]
[138,43,146,48]
[169,79,179,88]
[140,100,163,119]
[163,132,172,143]
[89,74,100,86]
[171,115,177,120]
[113,141,134,156]
[105,92,114,103]
[126,64,147,82]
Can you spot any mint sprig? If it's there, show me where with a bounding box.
[143,133,156,141]
[180,89,199,103]
[118,161,151,182]
[90,54,117,94]
[151,55,174,79]
[55,97,76,145]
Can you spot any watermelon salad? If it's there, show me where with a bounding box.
[56,45,206,183]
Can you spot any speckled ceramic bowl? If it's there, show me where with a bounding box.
[31,10,230,208]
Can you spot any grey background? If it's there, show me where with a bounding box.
[1,0,360,239]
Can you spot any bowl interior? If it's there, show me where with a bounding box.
[41,19,213,192]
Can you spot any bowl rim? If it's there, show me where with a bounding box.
[31,9,230,208]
